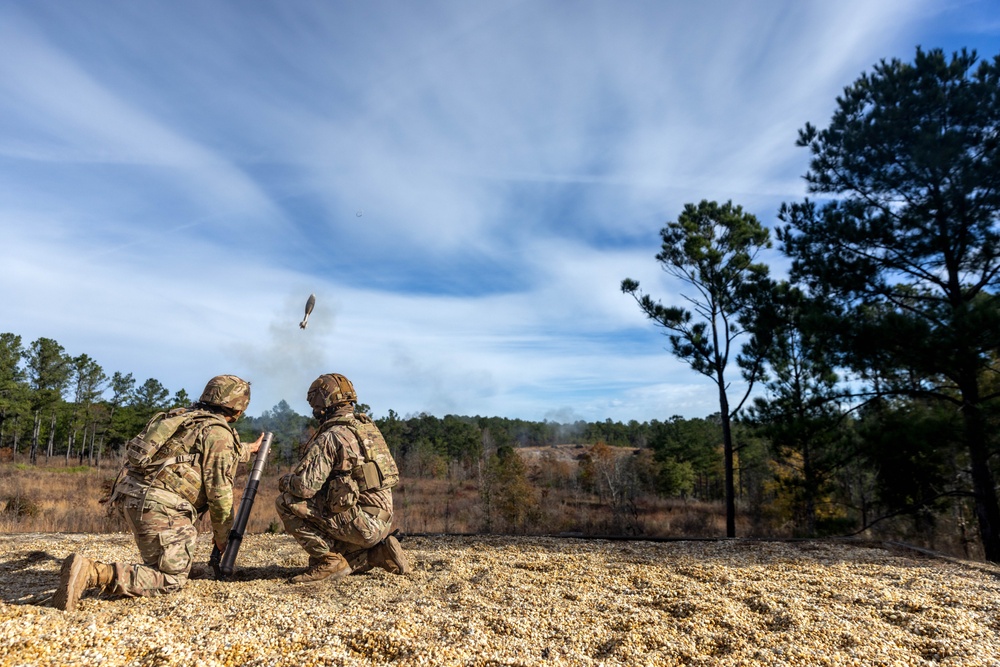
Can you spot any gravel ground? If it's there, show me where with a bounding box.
[2,533,1000,666]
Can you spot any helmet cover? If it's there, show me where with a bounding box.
[307,373,357,411]
[199,374,251,413]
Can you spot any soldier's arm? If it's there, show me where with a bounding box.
[239,432,265,462]
[202,424,241,549]
[278,431,339,499]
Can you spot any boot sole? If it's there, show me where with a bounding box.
[53,554,87,611]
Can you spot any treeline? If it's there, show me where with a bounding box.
[0,329,994,555]
[0,334,192,466]
[0,332,720,482]
[238,390,995,557]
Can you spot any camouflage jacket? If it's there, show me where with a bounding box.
[280,406,392,517]
[116,409,247,546]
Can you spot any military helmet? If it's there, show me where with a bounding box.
[199,374,251,413]
[307,373,357,411]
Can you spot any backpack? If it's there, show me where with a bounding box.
[123,408,226,479]
[324,413,399,491]
[105,408,228,507]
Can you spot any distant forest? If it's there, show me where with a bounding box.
[0,324,995,558]
[0,330,726,474]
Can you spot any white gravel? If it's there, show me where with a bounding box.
[2,533,1000,666]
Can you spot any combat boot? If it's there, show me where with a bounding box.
[53,553,115,611]
[367,534,411,575]
[288,552,351,583]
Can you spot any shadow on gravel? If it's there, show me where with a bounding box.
[2,549,61,571]
[215,564,301,582]
[0,554,304,606]
[0,549,62,606]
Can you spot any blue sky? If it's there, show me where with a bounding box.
[2,1,999,423]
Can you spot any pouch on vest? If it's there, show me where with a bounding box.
[358,461,381,490]
[319,414,400,492]
[344,415,399,491]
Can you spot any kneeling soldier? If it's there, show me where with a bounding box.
[276,373,409,582]
[54,375,261,611]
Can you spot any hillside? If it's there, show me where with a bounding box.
[516,443,636,465]
[2,534,999,666]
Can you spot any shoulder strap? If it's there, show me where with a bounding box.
[319,414,366,447]
[322,413,357,427]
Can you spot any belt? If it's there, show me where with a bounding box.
[360,505,391,523]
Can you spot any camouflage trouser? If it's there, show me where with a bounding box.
[275,492,391,571]
[112,492,199,597]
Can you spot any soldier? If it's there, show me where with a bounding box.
[53,375,262,611]
[276,373,409,582]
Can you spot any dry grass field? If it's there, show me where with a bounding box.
[2,533,999,666]
[0,459,731,541]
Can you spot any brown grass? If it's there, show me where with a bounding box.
[0,456,732,540]
[0,462,122,534]
[0,455,983,562]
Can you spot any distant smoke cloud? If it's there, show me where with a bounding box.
[543,406,582,426]
[390,347,497,418]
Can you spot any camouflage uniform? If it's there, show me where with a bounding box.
[53,375,254,610]
[109,412,247,596]
[276,403,394,571]
[276,373,407,580]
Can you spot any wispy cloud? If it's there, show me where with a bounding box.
[1,0,995,422]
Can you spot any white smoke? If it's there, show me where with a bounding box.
[233,292,336,416]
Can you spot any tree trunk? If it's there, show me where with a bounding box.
[46,412,56,460]
[958,367,1000,562]
[718,382,736,538]
[100,404,116,458]
[30,410,40,464]
[803,438,817,536]
[93,423,101,469]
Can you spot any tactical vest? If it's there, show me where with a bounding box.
[321,413,399,492]
[110,408,235,505]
